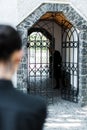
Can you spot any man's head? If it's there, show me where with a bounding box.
[0,25,23,79]
[0,25,22,61]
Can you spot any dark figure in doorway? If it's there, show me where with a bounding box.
[49,49,62,89]
[0,25,47,130]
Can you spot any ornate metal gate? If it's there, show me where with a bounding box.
[27,28,55,103]
[27,12,79,103]
[61,26,79,103]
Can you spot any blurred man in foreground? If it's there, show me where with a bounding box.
[0,25,47,130]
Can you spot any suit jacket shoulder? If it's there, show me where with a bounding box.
[0,81,47,130]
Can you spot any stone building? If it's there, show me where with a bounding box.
[0,0,87,106]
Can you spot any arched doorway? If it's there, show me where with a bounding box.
[17,3,87,106]
[26,13,79,103]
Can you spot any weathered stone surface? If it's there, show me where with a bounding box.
[17,3,87,106]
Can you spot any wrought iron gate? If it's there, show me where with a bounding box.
[61,26,79,103]
[27,28,56,103]
[27,13,79,103]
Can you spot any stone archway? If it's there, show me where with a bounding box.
[17,3,87,106]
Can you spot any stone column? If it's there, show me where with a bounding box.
[17,28,28,93]
[79,30,87,106]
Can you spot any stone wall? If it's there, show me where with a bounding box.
[1,0,87,26]
[17,3,87,106]
[17,0,87,25]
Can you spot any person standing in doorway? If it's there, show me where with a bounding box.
[0,25,47,130]
[49,48,62,89]
[53,50,62,89]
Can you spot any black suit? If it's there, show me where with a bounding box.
[0,79,47,130]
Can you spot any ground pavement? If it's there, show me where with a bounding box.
[44,97,87,130]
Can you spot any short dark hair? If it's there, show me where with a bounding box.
[0,25,22,61]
